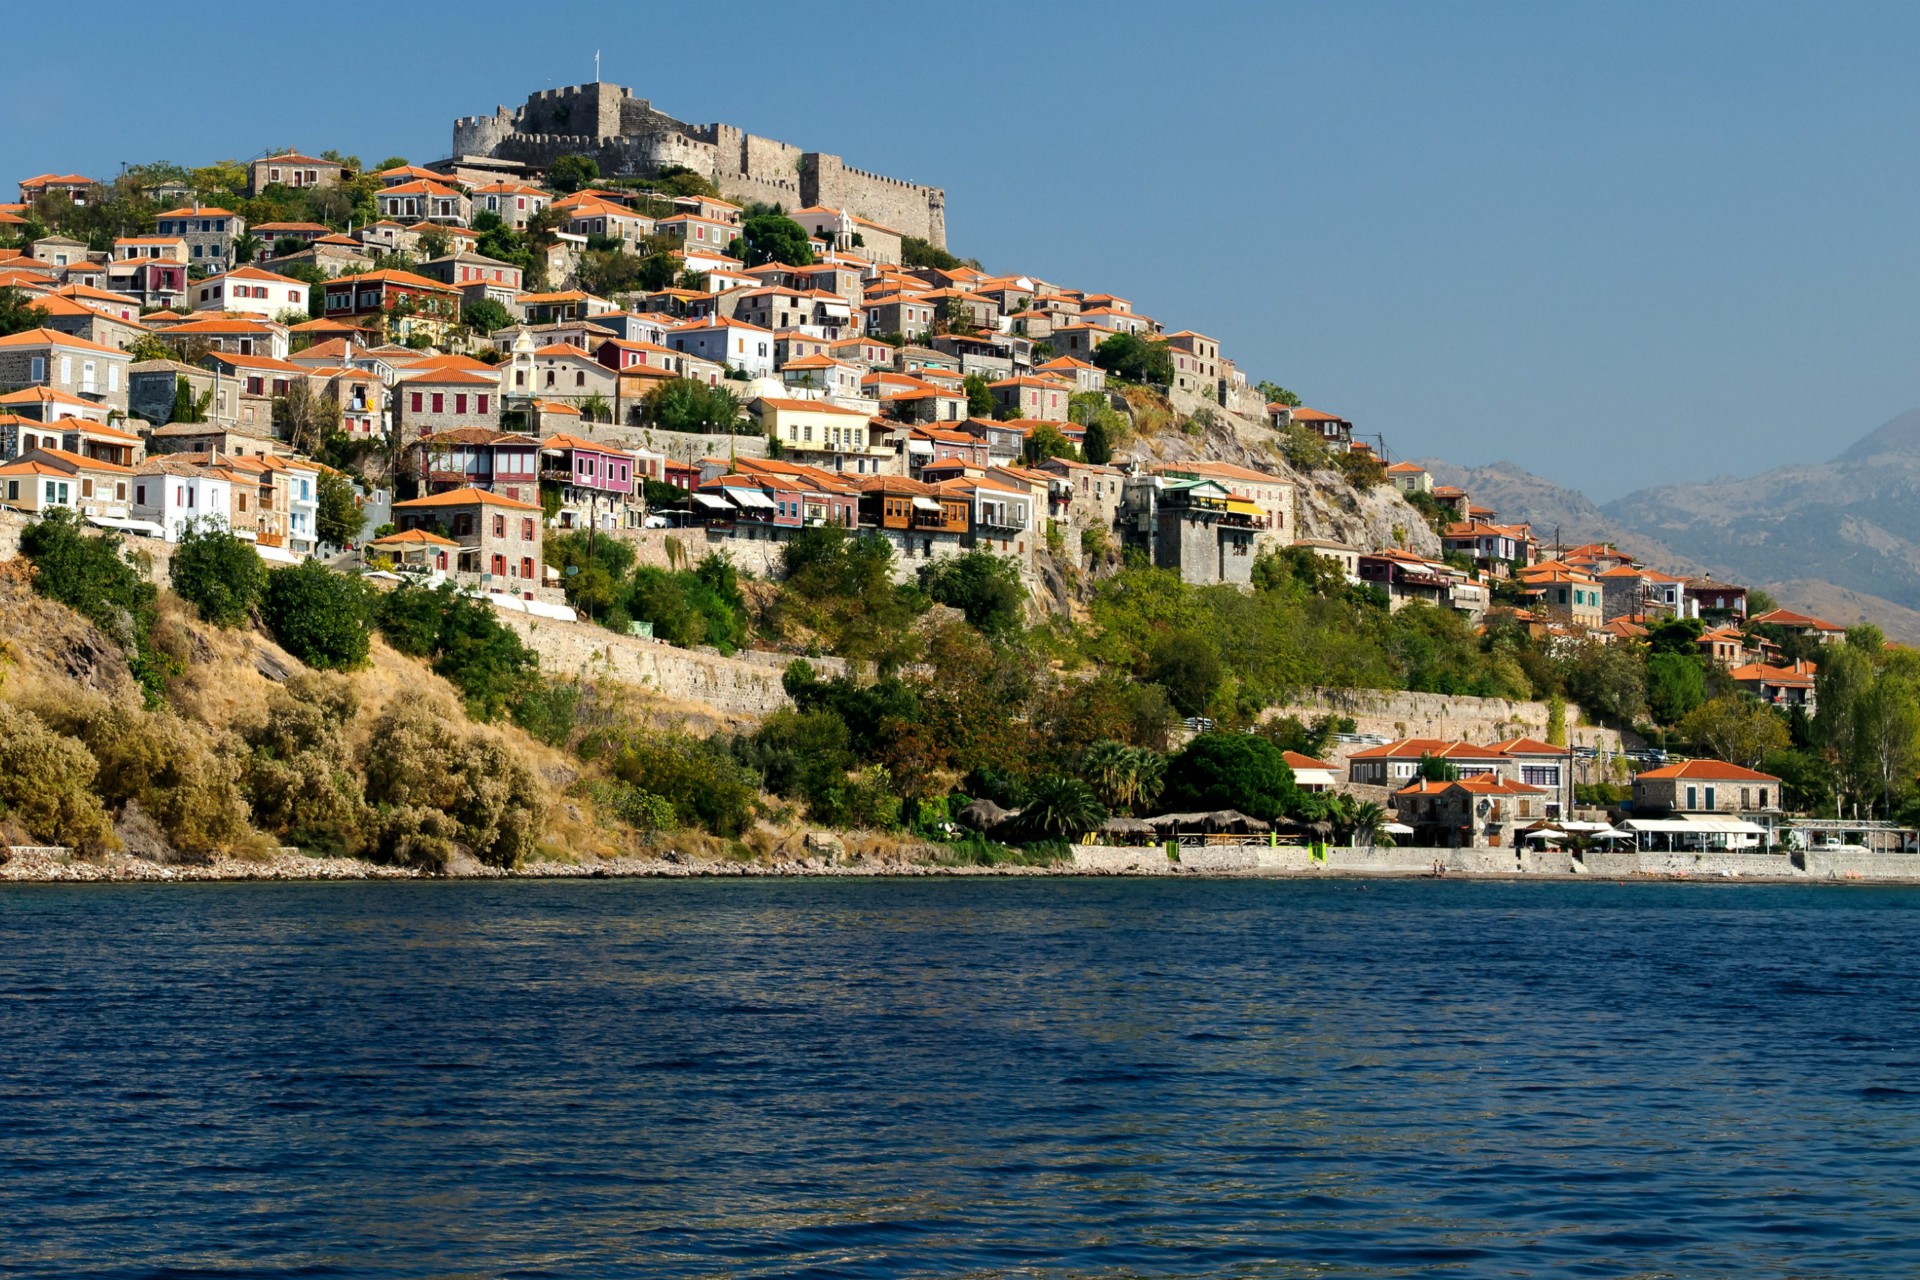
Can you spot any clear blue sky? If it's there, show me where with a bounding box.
[8,0,1918,500]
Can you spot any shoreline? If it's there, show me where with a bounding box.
[3,848,1917,886]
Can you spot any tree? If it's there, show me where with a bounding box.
[1023,422,1078,465]
[1675,695,1789,770]
[1092,332,1174,386]
[260,561,370,670]
[20,508,171,701]
[233,231,262,263]
[1418,753,1461,782]
[548,154,599,194]
[1854,673,1920,816]
[372,582,541,721]
[168,378,210,425]
[1646,651,1708,723]
[921,550,1024,637]
[729,207,814,267]
[1080,740,1166,815]
[272,380,341,457]
[1161,733,1300,820]
[644,378,741,433]
[1146,630,1223,717]
[462,297,512,336]
[902,236,963,271]
[0,286,48,337]
[1082,415,1112,465]
[1018,775,1107,841]
[1257,380,1301,408]
[170,522,265,627]
[315,469,362,548]
[963,373,993,418]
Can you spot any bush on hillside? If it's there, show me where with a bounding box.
[362,702,544,869]
[0,703,116,852]
[20,508,173,701]
[260,561,370,671]
[170,521,265,627]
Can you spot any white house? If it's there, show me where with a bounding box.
[132,460,233,542]
[190,265,310,319]
[667,319,774,378]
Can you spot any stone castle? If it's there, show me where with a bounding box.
[453,82,946,248]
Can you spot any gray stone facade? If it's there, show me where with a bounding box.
[452,83,947,248]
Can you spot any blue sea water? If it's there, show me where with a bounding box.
[3,878,1920,1277]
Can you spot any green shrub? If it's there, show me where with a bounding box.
[361,702,545,868]
[20,508,173,701]
[0,703,115,852]
[169,522,265,627]
[261,561,369,670]
[1162,733,1300,821]
[609,731,760,838]
[373,582,540,719]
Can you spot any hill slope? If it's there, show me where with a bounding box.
[1602,408,1920,616]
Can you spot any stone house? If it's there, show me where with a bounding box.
[1292,538,1363,583]
[988,375,1072,421]
[1120,474,1256,586]
[396,369,502,442]
[391,486,545,590]
[1153,459,1294,550]
[1598,565,1685,620]
[33,294,153,352]
[1392,776,1549,849]
[1345,739,1507,788]
[1632,760,1783,818]
[155,205,243,270]
[250,152,354,194]
[321,270,462,345]
[0,328,131,416]
[470,181,552,230]
[564,197,654,249]
[1727,659,1817,712]
[376,180,471,225]
[1035,356,1105,394]
[29,236,88,268]
[417,252,524,293]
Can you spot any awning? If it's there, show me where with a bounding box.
[1225,498,1264,518]
[255,543,301,564]
[906,440,934,455]
[911,496,942,512]
[87,515,166,537]
[691,492,732,509]
[1622,818,1768,835]
[725,487,776,510]
[1382,823,1415,835]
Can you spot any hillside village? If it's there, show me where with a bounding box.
[1,84,1917,874]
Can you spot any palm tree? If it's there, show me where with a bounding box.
[1021,776,1108,842]
[1346,800,1391,848]
[1080,742,1167,816]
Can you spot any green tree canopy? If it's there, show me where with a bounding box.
[730,207,814,267]
[921,549,1025,637]
[315,469,362,548]
[548,154,600,194]
[644,378,742,433]
[170,522,265,627]
[260,561,370,671]
[1092,332,1174,386]
[1161,733,1300,820]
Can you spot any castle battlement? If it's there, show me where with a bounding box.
[451,81,946,249]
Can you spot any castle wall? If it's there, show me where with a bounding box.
[454,83,947,248]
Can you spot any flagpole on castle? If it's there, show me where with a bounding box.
[594,50,600,83]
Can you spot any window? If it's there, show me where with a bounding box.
[431,393,444,414]
[521,518,534,541]
[1705,786,1716,809]
[410,392,423,413]
[492,514,505,537]
[136,483,145,505]
[477,394,489,414]
[59,357,71,384]
[455,394,467,415]
[1685,786,1697,809]
[4,480,14,501]
[521,557,534,580]
[1758,788,1769,808]
[29,356,44,381]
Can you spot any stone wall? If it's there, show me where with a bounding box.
[1267,687,1628,757]
[1800,847,1920,880]
[492,605,845,720]
[1072,841,1868,880]
[453,83,947,247]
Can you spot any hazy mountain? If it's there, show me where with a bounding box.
[1601,408,1920,614]
[1414,458,1700,572]
[1420,410,1920,643]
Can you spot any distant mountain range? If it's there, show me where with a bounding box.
[1417,408,1920,644]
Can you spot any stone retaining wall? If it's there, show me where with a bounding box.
[1270,687,1630,758]
[493,606,846,719]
